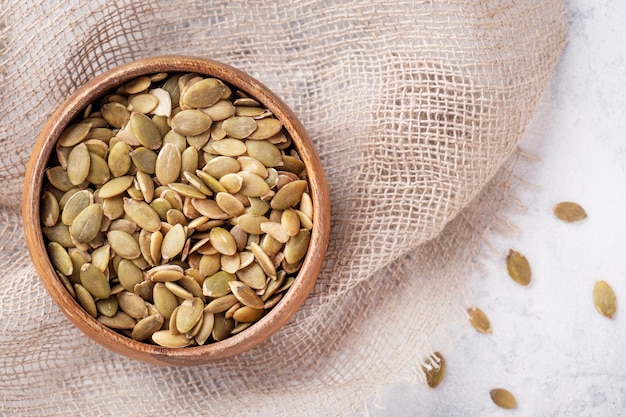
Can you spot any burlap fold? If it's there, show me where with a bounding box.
[0,1,565,415]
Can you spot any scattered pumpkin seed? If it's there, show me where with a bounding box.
[423,352,445,389]
[467,307,492,334]
[553,201,587,222]
[490,388,517,409]
[593,280,616,318]
[505,249,531,286]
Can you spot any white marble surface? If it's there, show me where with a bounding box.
[369,0,626,415]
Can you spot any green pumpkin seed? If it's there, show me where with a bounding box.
[97,175,133,199]
[128,94,159,114]
[69,204,103,244]
[155,143,181,185]
[90,244,111,272]
[117,291,148,319]
[209,227,237,256]
[130,147,157,174]
[161,223,186,260]
[236,214,269,235]
[107,141,132,178]
[47,242,73,276]
[117,258,144,292]
[215,192,245,217]
[202,100,235,121]
[101,102,130,129]
[271,180,308,210]
[423,352,445,389]
[229,280,264,309]
[95,296,119,317]
[281,208,301,237]
[281,155,306,175]
[132,314,164,341]
[123,197,162,232]
[247,118,282,140]
[75,283,98,318]
[211,312,235,341]
[176,297,204,333]
[233,306,264,323]
[506,249,531,286]
[236,261,268,290]
[593,280,616,318]
[490,388,517,409]
[195,170,227,193]
[80,263,111,299]
[171,109,212,136]
[204,156,240,179]
[97,311,136,330]
[58,122,92,147]
[284,229,310,264]
[238,171,270,197]
[107,230,141,259]
[123,76,151,94]
[202,271,236,298]
[86,153,110,185]
[260,221,290,244]
[194,310,215,345]
[152,330,194,348]
[204,294,239,314]
[245,140,283,167]
[249,242,276,279]
[222,116,257,139]
[153,282,178,319]
[182,171,213,196]
[66,143,91,185]
[46,166,75,192]
[181,78,225,108]
[61,190,93,226]
[168,182,207,199]
[129,112,162,150]
[41,191,60,227]
[190,198,229,219]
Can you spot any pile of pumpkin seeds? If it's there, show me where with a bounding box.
[41,72,314,347]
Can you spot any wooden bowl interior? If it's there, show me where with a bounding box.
[22,56,330,366]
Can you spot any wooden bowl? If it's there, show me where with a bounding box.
[22,56,330,366]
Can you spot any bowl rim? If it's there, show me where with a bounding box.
[22,55,330,366]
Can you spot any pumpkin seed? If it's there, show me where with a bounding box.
[151,330,194,348]
[58,122,92,147]
[149,88,172,117]
[204,156,240,179]
[553,201,587,222]
[117,258,144,292]
[194,310,215,345]
[75,284,98,317]
[202,271,236,298]
[153,283,178,319]
[130,147,157,174]
[101,102,130,129]
[204,294,239,314]
[80,263,111,299]
[222,116,257,139]
[155,143,182,185]
[247,118,282,140]
[171,109,212,136]
[128,94,159,114]
[132,314,164,341]
[211,312,235,341]
[41,191,60,227]
[490,388,517,409]
[107,230,141,259]
[233,306,264,323]
[46,167,75,192]
[122,197,162,232]
[123,76,151,94]
[69,204,103,244]
[467,307,492,334]
[47,242,73,276]
[86,152,110,185]
[229,280,264,309]
[505,249,531,286]
[95,296,119,318]
[176,297,204,333]
[161,223,186,260]
[66,143,91,185]
[61,190,93,226]
[593,280,616,318]
[108,141,132,177]
[117,291,148,319]
[271,180,307,210]
[245,140,283,167]
[98,175,134,199]
[423,352,445,389]
[201,100,235,121]
[236,261,268,290]
[181,78,225,108]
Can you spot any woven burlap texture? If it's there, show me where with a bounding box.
[0,0,565,415]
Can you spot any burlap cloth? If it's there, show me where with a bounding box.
[0,1,565,415]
